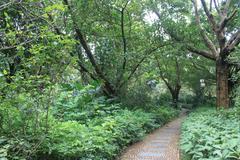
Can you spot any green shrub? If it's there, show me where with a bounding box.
[233,86,240,108]
[43,110,151,159]
[41,107,178,160]
[0,82,179,160]
[0,136,39,160]
[0,95,56,160]
[152,106,179,124]
[180,106,240,160]
[52,84,122,123]
[119,82,152,109]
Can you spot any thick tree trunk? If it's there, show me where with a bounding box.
[216,58,230,108]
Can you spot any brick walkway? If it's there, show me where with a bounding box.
[119,115,186,160]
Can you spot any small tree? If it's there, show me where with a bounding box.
[156,56,181,108]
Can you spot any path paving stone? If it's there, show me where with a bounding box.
[119,115,186,160]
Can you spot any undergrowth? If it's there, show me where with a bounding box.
[180,106,240,160]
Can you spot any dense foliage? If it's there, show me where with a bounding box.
[180,106,240,160]
[45,107,178,159]
[0,0,239,159]
[0,84,179,160]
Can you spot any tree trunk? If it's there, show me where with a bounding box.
[216,58,229,108]
[171,91,179,108]
[103,81,116,98]
[169,85,181,108]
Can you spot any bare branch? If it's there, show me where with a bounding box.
[225,29,240,53]
[122,0,130,10]
[190,59,215,77]
[175,58,181,85]
[192,0,218,56]
[210,0,213,11]
[126,48,157,80]
[222,0,231,17]
[219,0,237,31]
[213,0,220,14]
[227,9,238,21]
[200,0,218,32]
[153,5,216,61]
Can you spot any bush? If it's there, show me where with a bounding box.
[40,107,178,160]
[0,82,179,160]
[151,106,179,125]
[52,84,122,123]
[233,86,240,108]
[180,106,240,160]
[119,81,152,109]
[0,93,56,160]
[154,93,172,106]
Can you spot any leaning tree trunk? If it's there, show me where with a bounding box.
[216,57,230,108]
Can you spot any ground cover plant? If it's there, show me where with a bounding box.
[180,106,240,160]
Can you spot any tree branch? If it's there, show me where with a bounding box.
[225,29,240,53]
[219,8,238,31]
[63,0,115,95]
[153,3,216,61]
[0,0,22,10]
[118,45,163,88]
[115,8,128,88]
[76,61,98,81]
[213,0,220,14]
[187,46,216,60]
[200,0,218,32]
[153,5,216,61]
[175,58,181,86]
[156,56,174,92]
[192,0,218,56]
[222,0,231,17]
[0,39,34,51]
[121,8,127,70]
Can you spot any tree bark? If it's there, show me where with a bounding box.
[169,85,181,108]
[216,58,230,108]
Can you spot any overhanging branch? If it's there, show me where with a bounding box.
[187,46,216,60]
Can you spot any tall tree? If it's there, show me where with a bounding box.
[152,0,240,108]
[190,0,240,108]
[60,0,163,97]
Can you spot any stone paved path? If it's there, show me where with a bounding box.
[119,114,186,160]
